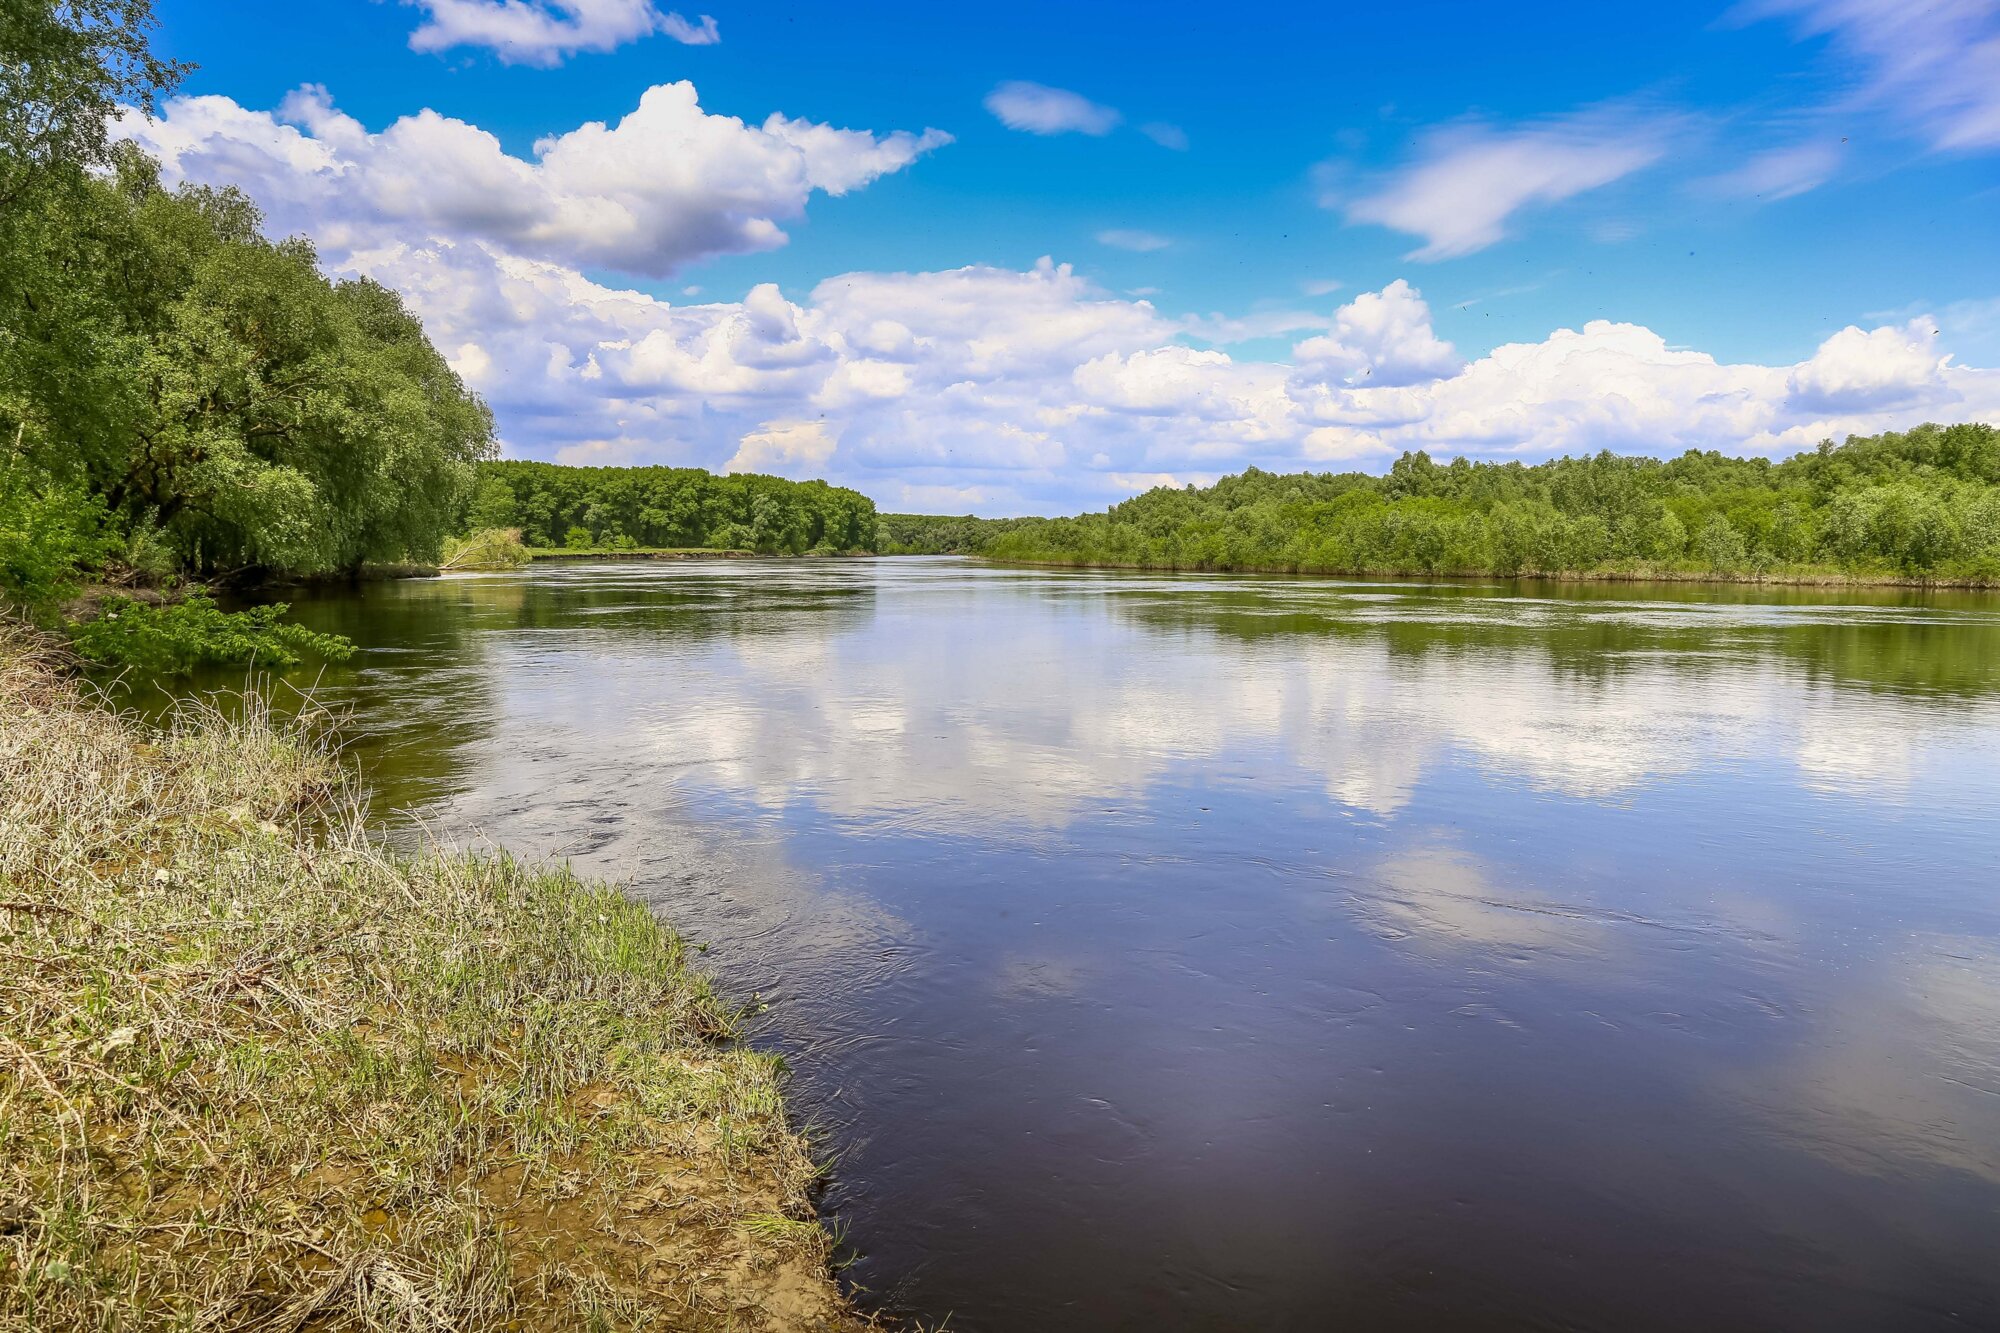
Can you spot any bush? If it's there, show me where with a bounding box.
[440,527,529,571]
[0,456,111,614]
[66,595,355,672]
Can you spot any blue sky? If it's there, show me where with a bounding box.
[130,0,2000,513]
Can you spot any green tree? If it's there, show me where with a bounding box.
[5,160,493,577]
[0,0,186,204]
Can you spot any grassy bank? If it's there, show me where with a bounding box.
[0,627,867,1331]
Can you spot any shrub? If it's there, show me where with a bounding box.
[66,595,355,672]
[0,457,111,615]
[440,527,528,571]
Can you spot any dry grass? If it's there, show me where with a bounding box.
[0,624,870,1331]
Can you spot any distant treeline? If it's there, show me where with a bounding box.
[900,425,2000,582]
[469,461,880,554]
[875,512,1040,554]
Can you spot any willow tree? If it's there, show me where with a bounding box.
[4,2,492,584]
[7,154,494,577]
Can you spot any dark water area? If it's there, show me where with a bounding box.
[139,559,2000,1330]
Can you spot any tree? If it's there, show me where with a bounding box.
[4,160,494,577]
[0,0,186,204]
[958,425,2000,583]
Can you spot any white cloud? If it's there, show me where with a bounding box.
[727,420,839,477]
[1074,346,1272,420]
[116,84,947,279]
[1343,110,1672,260]
[407,0,719,66]
[1787,319,1953,412]
[1290,280,1461,387]
[1179,309,1335,344]
[1140,122,1189,150]
[1301,278,1344,297]
[1096,228,1171,252]
[120,85,2000,516]
[1700,141,1844,200]
[1739,0,2000,152]
[763,114,954,196]
[984,81,1122,136]
[657,11,721,44]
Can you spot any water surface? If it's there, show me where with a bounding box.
[183,559,2000,1330]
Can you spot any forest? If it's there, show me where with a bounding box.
[932,425,2000,582]
[0,0,495,664]
[0,1,873,667]
[876,511,1040,554]
[468,461,878,555]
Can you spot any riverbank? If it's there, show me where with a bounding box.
[979,554,2000,590]
[0,627,867,1331]
[527,545,759,561]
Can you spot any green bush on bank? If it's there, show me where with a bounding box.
[65,594,355,672]
[439,526,531,571]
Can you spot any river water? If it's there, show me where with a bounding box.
[179,558,2000,1330]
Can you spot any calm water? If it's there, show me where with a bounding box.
[176,559,2000,1330]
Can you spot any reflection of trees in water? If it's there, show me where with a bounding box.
[124,565,884,819]
[350,568,877,816]
[116,566,2000,839]
[451,570,1989,827]
[1104,581,2000,703]
[465,568,880,641]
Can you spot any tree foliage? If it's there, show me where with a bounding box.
[954,425,2000,582]
[469,461,879,555]
[4,152,494,578]
[0,0,483,670]
[0,0,186,204]
[66,594,356,671]
[876,512,1037,554]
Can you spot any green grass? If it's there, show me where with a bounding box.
[0,625,869,1331]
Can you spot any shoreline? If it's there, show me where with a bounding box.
[526,546,759,562]
[523,548,879,563]
[974,555,2000,591]
[0,627,869,1331]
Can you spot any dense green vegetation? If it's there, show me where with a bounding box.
[877,511,1038,554]
[954,425,2000,583]
[1,0,489,664]
[468,459,879,555]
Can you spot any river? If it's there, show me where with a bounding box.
[164,558,2000,1330]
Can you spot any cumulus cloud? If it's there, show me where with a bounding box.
[120,84,2000,515]
[352,236,1995,509]
[116,85,948,280]
[1787,319,1953,412]
[1737,0,2000,152]
[727,420,840,476]
[1290,279,1462,387]
[1096,228,1171,252]
[1343,110,1673,260]
[407,0,719,66]
[984,81,1122,136]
